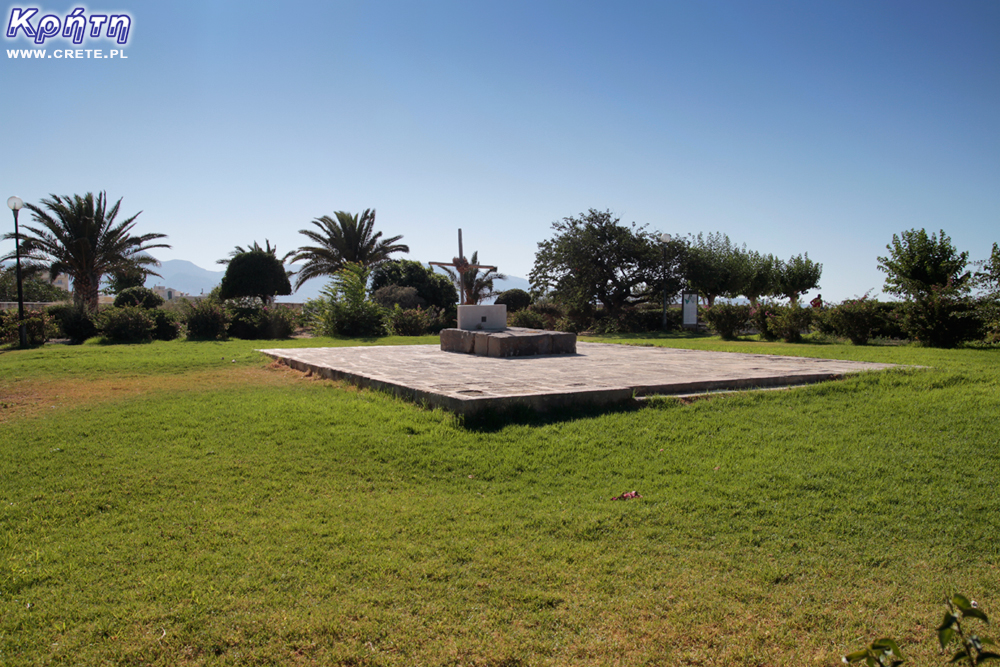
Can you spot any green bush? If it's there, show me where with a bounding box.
[590,306,666,335]
[495,288,532,312]
[151,309,181,341]
[871,301,906,340]
[903,285,981,348]
[226,303,263,339]
[373,285,426,310]
[702,303,751,340]
[509,308,547,329]
[313,300,387,337]
[824,295,880,345]
[184,299,230,340]
[388,305,429,336]
[97,306,155,342]
[46,304,98,343]
[749,301,780,340]
[307,264,390,338]
[0,308,51,345]
[768,304,813,343]
[260,306,297,339]
[386,305,448,336]
[113,286,164,310]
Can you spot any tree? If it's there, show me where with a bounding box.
[442,251,506,305]
[683,233,747,306]
[104,265,149,295]
[0,266,70,302]
[655,236,689,308]
[218,250,293,304]
[495,288,532,312]
[738,251,780,306]
[776,253,822,304]
[0,192,169,311]
[369,259,458,310]
[877,228,970,298]
[291,209,408,290]
[974,242,1000,295]
[971,242,1000,343]
[530,209,660,317]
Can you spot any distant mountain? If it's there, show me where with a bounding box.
[147,259,532,304]
[146,260,224,297]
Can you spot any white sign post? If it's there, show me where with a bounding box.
[682,292,699,329]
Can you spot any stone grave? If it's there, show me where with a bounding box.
[429,229,576,357]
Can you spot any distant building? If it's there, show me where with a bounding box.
[51,273,71,292]
[151,285,206,302]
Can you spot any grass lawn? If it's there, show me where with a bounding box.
[1,333,998,666]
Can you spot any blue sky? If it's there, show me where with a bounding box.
[3,0,998,301]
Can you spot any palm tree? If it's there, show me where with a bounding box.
[216,239,293,265]
[1,192,169,310]
[290,209,408,290]
[441,251,506,305]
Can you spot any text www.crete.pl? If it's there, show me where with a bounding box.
[7,48,126,58]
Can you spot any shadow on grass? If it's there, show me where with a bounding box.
[458,397,647,432]
[95,337,157,346]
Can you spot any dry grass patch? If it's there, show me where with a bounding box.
[0,361,332,424]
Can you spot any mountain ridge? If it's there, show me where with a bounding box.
[147,259,531,303]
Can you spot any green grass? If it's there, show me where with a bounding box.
[1,335,998,665]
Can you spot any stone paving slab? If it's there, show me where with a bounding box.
[258,343,897,415]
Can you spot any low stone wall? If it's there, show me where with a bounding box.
[440,326,576,357]
[0,301,65,311]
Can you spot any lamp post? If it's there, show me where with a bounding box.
[660,233,671,330]
[7,196,27,347]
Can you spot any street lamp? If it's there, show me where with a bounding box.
[660,233,671,330]
[7,195,27,347]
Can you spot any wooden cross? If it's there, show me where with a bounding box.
[429,228,497,305]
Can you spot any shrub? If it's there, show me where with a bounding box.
[1,308,51,345]
[589,306,666,335]
[151,309,181,341]
[510,308,547,329]
[373,285,427,310]
[548,316,578,333]
[529,300,565,319]
[768,304,813,343]
[46,304,98,343]
[113,286,164,310]
[871,301,906,340]
[386,305,449,336]
[825,295,880,345]
[307,264,390,338]
[97,306,155,342]
[702,303,751,340]
[749,301,780,340]
[495,288,532,312]
[184,299,230,340]
[388,305,428,336]
[370,259,458,310]
[226,302,266,339]
[903,284,981,348]
[259,306,297,339]
[225,301,297,340]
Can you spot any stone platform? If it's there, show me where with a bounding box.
[440,327,576,357]
[258,343,897,416]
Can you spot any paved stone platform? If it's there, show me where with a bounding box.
[259,343,897,415]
